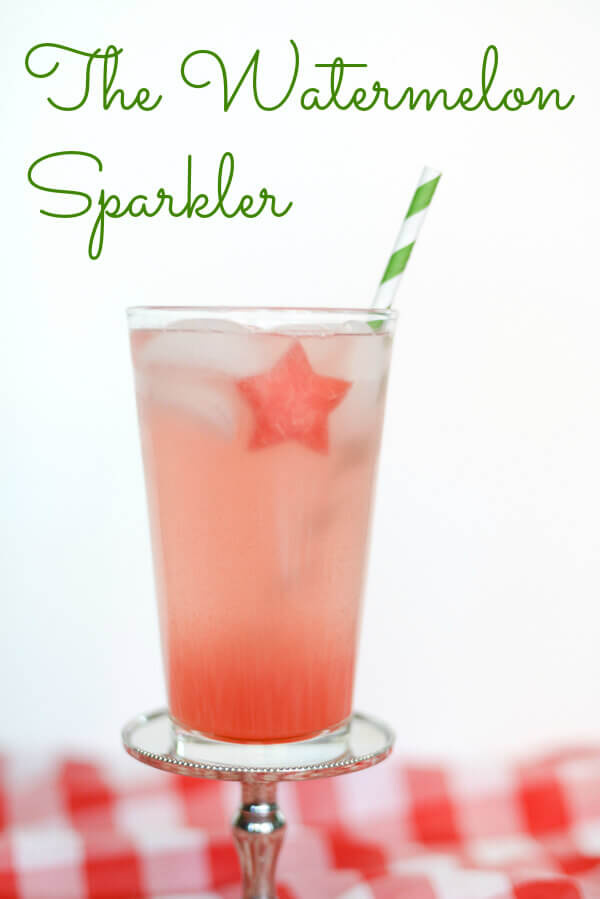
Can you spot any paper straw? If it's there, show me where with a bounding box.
[373,166,441,310]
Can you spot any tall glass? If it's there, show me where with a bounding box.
[128,307,395,754]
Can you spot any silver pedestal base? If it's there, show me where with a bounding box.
[122,709,395,898]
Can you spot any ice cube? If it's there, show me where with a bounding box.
[324,333,393,443]
[329,374,387,443]
[140,326,292,378]
[302,329,389,380]
[272,323,359,337]
[339,320,373,334]
[137,369,236,438]
[264,319,372,337]
[166,317,249,333]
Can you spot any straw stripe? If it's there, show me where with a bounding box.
[372,166,441,312]
[392,208,428,250]
[406,176,441,218]
[380,243,415,284]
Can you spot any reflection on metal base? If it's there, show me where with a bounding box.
[122,709,394,898]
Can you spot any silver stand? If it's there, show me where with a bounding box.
[122,709,394,899]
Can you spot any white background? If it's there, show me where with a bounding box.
[2,0,599,761]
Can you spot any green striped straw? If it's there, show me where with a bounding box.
[373,166,441,311]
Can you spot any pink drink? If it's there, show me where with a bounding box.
[130,309,394,743]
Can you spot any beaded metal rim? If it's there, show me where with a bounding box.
[122,709,395,782]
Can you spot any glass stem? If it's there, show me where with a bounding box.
[232,781,286,899]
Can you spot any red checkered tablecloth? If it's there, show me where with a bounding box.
[2,748,600,897]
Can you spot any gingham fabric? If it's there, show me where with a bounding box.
[3,749,600,898]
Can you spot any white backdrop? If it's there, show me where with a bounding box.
[2,0,599,760]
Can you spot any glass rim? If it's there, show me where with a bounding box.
[127,305,396,318]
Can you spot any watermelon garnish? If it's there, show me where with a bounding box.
[236,341,351,453]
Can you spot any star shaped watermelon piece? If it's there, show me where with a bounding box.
[236,341,351,453]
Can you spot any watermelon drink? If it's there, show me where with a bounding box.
[129,308,395,744]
